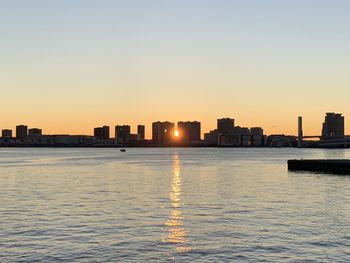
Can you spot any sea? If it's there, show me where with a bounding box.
[1,148,350,262]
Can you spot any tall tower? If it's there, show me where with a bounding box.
[152,121,174,145]
[137,125,145,140]
[94,126,109,140]
[298,116,303,148]
[322,113,344,139]
[115,125,131,143]
[16,125,28,139]
[177,121,201,145]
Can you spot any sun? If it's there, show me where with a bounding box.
[174,130,180,137]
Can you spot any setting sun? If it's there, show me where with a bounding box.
[174,130,180,137]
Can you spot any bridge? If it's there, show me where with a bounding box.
[297,116,350,147]
[302,135,321,139]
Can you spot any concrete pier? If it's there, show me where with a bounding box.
[288,159,350,174]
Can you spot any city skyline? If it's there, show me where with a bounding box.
[1,1,350,137]
[1,113,347,139]
[1,111,346,138]
[2,112,348,147]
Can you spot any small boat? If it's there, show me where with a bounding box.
[120,149,126,152]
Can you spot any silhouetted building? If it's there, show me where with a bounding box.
[129,134,140,141]
[232,126,251,135]
[94,126,110,140]
[101,126,110,140]
[251,135,265,146]
[94,127,103,139]
[267,135,297,147]
[178,121,201,145]
[2,129,12,138]
[217,126,251,146]
[251,127,264,136]
[52,135,94,146]
[137,125,145,140]
[220,134,241,146]
[204,130,219,146]
[152,121,175,145]
[322,112,344,139]
[217,118,235,134]
[16,125,28,139]
[115,125,131,143]
[28,128,42,136]
[250,127,265,146]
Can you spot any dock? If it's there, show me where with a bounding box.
[288,159,350,174]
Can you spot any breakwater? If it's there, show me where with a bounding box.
[288,159,350,174]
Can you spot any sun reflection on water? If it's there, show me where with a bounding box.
[163,153,191,253]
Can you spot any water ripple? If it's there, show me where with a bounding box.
[1,148,350,262]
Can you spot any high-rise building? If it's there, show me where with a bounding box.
[250,127,265,147]
[115,125,131,143]
[2,129,12,138]
[217,118,235,134]
[177,121,201,144]
[251,127,264,136]
[322,112,344,139]
[28,128,42,136]
[16,125,28,139]
[94,127,103,139]
[152,121,175,145]
[94,126,109,140]
[101,126,110,140]
[137,125,145,140]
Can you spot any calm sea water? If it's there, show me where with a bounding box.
[1,148,350,262]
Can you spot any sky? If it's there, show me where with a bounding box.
[1,0,350,138]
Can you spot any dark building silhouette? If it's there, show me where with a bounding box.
[2,129,12,138]
[322,112,344,139]
[250,127,265,146]
[129,134,140,141]
[115,125,131,143]
[177,121,201,144]
[218,126,250,145]
[28,128,42,136]
[94,127,103,138]
[219,134,242,146]
[137,125,145,140]
[16,125,28,139]
[94,126,110,140]
[101,126,110,140]
[231,126,250,135]
[267,135,297,147]
[207,117,266,147]
[152,121,175,145]
[251,127,263,136]
[204,130,219,146]
[217,118,235,134]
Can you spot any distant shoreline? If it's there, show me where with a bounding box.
[0,145,343,149]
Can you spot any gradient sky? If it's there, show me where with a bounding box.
[1,0,350,138]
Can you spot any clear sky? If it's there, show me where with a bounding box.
[1,0,350,138]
